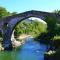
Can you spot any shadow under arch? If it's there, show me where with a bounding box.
[2,10,56,50]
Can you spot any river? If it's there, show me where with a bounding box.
[0,37,49,60]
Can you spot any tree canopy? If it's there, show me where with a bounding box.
[14,20,47,38]
[0,6,17,18]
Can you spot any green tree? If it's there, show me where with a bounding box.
[45,16,57,31]
[0,7,10,18]
[14,19,47,38]
[54,9,60,14]
[11,12,17,16]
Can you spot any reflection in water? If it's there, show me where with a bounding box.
[0,37,48,60]
[0,51,17,60]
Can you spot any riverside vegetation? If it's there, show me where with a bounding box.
[0,7,60,60]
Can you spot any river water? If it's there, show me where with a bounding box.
[0,37,49,60]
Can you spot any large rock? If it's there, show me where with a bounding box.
[11,31,21,48]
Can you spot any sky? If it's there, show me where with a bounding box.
[0,0,60,13]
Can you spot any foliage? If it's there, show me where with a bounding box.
[54,9,60,14]
[45,16,57,39]
[11,12,17,16]
[0,6,17,18]
[55,24,60,35]
[36,16,57,39]
[0,7,10,18]
[14,20,47,38]
[45,16,57,31]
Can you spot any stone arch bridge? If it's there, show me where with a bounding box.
[0,10,60,50]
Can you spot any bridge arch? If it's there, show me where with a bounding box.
[3,10,57,50]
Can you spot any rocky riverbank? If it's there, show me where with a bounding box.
[11,34,32,48]
[0,34,32,51]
